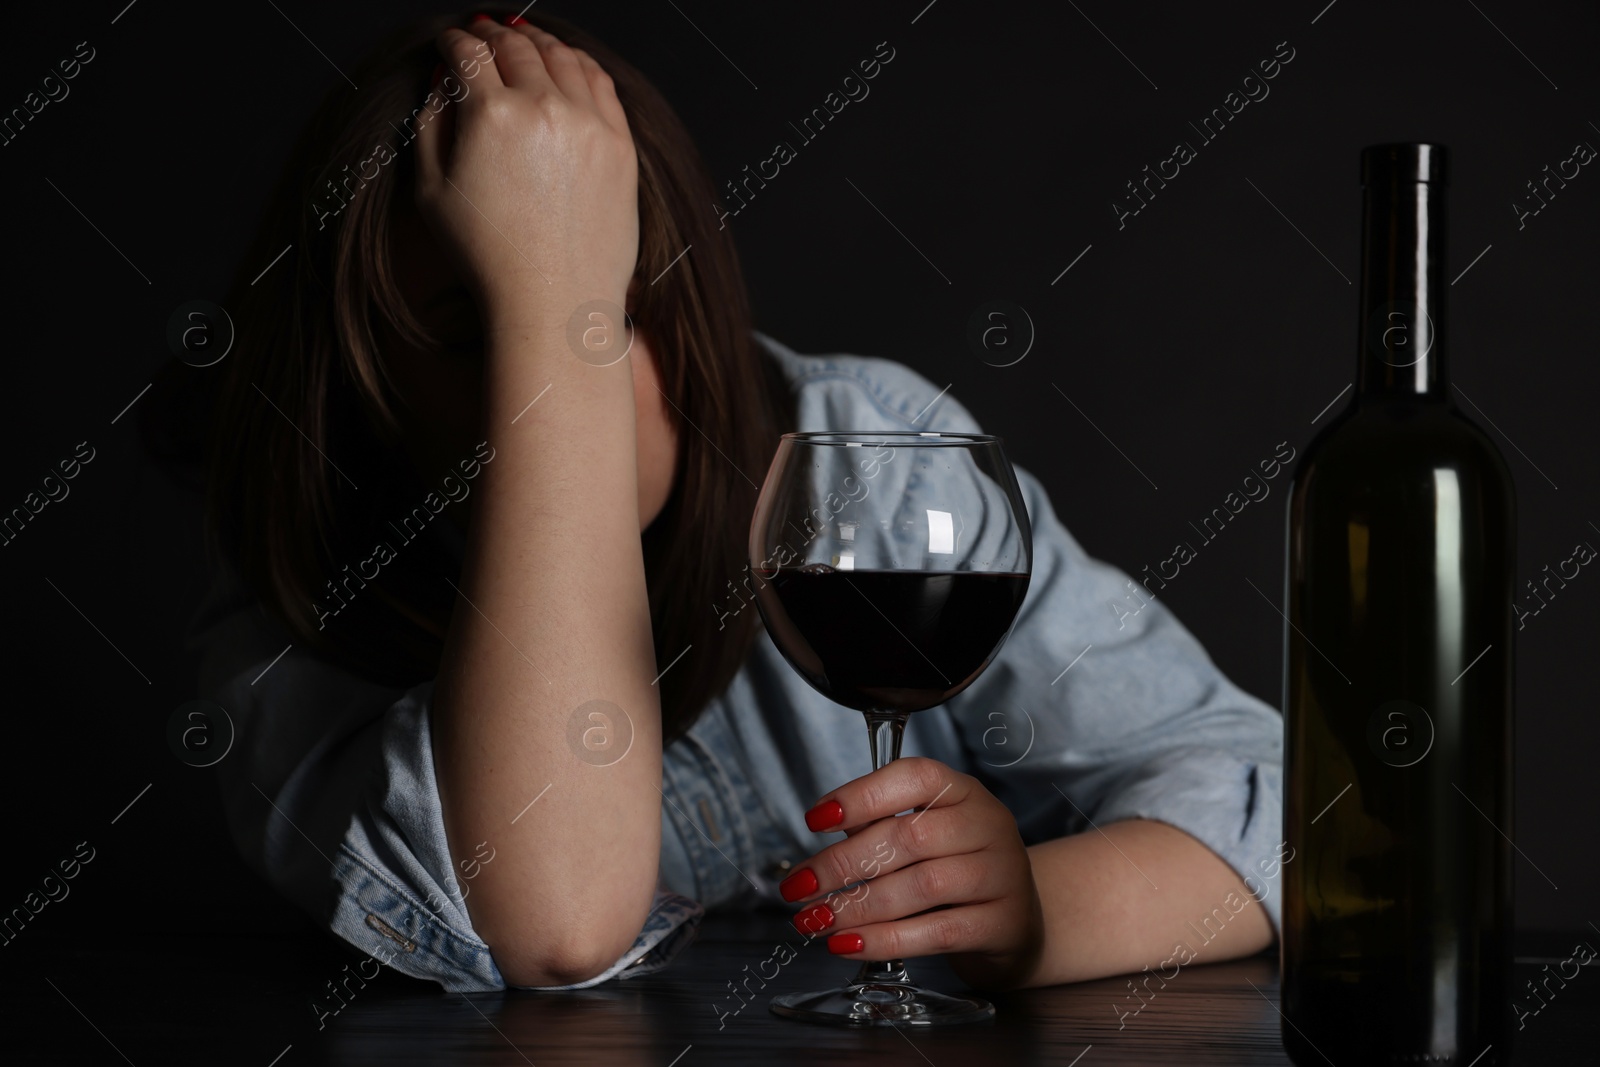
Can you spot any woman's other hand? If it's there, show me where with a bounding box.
[414,15,639,326]
[782,756,1047,989]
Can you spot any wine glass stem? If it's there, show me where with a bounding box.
[865,711,906,771]
[856,712,912,987]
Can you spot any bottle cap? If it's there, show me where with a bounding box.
[1361,143,1449,186]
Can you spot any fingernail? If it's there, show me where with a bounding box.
[792,903,834,935]
[505,14,530,25]
[827,932,865,955]
[805,799,844,832]
[778,867,818,903]
[470,13,494,22]
[429,63,445,89]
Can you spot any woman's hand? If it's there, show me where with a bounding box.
[414,16,638,325]
[782,756,1046,989]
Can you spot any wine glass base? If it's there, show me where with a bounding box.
[769,980,995,1027]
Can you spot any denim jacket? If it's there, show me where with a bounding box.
[191,334,1285,993]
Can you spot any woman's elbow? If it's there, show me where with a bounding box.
[496,937,631,988]
[489,902,654,988]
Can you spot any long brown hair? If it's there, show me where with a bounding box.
[204,5,792,740]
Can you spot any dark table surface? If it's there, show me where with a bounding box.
[7,914,1595,1065]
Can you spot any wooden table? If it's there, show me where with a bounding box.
[9,915,1595,1065]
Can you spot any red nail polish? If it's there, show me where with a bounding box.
[827,932,865,955]
[778,867,818,903]
[429,63,445,89]
[805,799,844,832]
[470,13,494,22]
[793,903,835,935]
[505,14,530,25]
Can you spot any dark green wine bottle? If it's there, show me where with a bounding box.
[1281,144,1516,1066]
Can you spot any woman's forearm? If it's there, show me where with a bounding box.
[1015,819,1273,989]
[431,318,662,988]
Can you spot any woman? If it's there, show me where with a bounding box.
[193,7,1284,994]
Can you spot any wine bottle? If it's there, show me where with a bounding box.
[1281,144,1516,1066]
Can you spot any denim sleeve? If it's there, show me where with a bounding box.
[787,346,1288,935]
[948,463,1289,935]
[194,575,703,992]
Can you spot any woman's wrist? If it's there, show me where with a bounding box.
[476,282,615,336]
[950,910,1046,990]
[1016,822,1275,989]
[478,282,630,356]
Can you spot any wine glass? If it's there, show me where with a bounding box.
[748,430,1033,1026]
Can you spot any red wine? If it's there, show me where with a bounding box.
[1281,145,1515,1066]
[754,566,1029,713]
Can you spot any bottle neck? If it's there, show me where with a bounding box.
[1357,178,1448,400]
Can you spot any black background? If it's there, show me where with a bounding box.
[1,0,1593,947]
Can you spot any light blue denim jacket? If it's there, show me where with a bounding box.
[191,334,1285,993]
